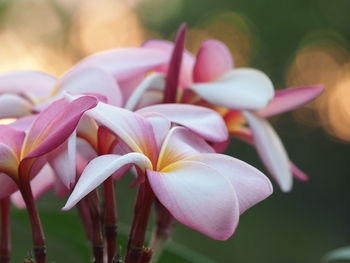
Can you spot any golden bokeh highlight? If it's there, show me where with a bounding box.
[72,0,145,55]
[286,37,350,142]
[186,12,253,67]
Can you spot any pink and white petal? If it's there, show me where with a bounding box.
[125,73,165,110]
[184,154,273,214]
[147,161,239,240]
[243,111,292,192]
[157,127,214,170]
[257,86,324,117]
[11,164,55,208]
[0,94,32,118]
[0,125,26,158]
[47,131,77,188]
[58,67,123,107]
[85,102,158,161]
[0,71,56,100]
[10,115,37,132]
[63,153,152,210]
[134,90,163,110]
[137,104,228,143]
[231,127,309,182]
[193,39,233,83]
[76,115,98,149]
[75,48,168,82]
[290,161,309,181]
[191,68,274,110]
[0,143,20,178]
[143,40,195,88]
[0,173,18,199]
[22,96,98,159]
[141,112,171,149]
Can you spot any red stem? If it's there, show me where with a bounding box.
[0,197,10,263]
[19,183,46,263]
[125,179,154,263]
[103,177,118,263]
[77,199,93,241]
[153,201,174,242]
[86,190,104,263]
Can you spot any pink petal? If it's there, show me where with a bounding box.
[141,112,171,149]
[137,104,228,143]
[10,115,37,131]
[289,161,309,181]
[231,127,309,182]
[11,164,55,208]
[193,39,233,83]
[0,125,25,158]
[143,40,195,88]
[163,24,186,103]
[22,96,98,159]
[0,173,18,199]
[134,90,163,110]
[185,154,272,214]
[157,127,214,170]
[0,71,56,100]
[243,111,292,192]
[0,94,32,118]
[75,48,168,99]
[191,68,274,110]
[47,132,77,188]
[124,73,165,110]
[63,153,152,210]
[257,86,324,117]
[147,160,239,240]
[58,67,123,107]
[85,101,158,163]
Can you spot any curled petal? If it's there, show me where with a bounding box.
[193,39,233,83]
[257,86,324,117]
[63,153,152,210]
[185,154,272,214]
[157,127,214,170]
[191,68,274,110]
[0,71,56,100]
[85,102,158,162]
[22,96,97,159]
[243,111,292,192]
[58,67,123,107]
[147,160,239,240]
[125,73,165,110]
[0,94,32,118]
[47,132,77,188]
[138,104,228,143]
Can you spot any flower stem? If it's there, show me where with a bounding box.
[0,197,10,263]
[77,199,93,241]
[86,190,104,263]
[103,177,118,263]
[149,202,175,263]
[19,183,46,263]
[125,178,154,263]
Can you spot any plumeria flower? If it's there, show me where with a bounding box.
[63,100,273,240]
[136,34,324,192]
[0,96,97,199]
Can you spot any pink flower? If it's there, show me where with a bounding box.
[141,37,323,192]
[0,96,97,199]
[63,100,272,240]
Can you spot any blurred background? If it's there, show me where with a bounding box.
[2,0,350,262]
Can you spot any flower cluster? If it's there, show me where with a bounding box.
[0,25,322,263]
